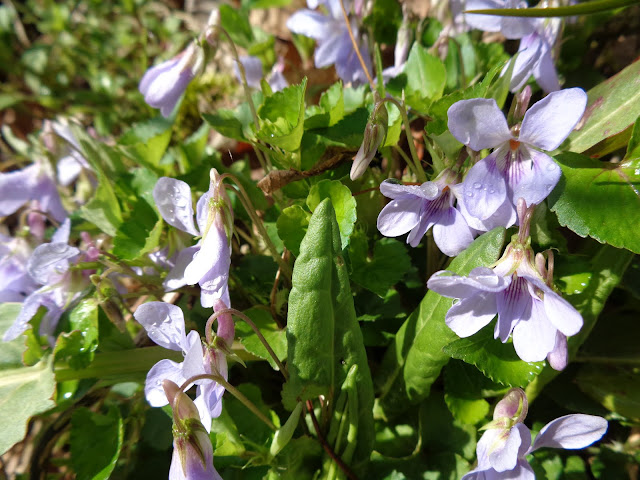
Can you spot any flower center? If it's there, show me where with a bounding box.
[509,139,521,151]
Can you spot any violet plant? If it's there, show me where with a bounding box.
[1,1,638,479]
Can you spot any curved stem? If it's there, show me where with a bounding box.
[206,308,288,380]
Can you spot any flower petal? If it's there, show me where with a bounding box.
[448,98,512,151]
[490,423,531,472]
[508,34,542,93]
[547,331,568,371]
[508,147,561,207]
[27,243,79,285]
[519,88,588,151]
[464,0,503,32]
[315,27,346,69]
[380,180,440,200]
[512,299,557,362]
[495,275,531,342]
[428,267,511,298]
[134,301,188,351]
[432,207,476,257]
[459,151,508,220]
[286,10,333,41]
[145,359,185,407]
[153,178,199,236]
[540,284,583,336]
[532,414,608,451]
[2,292,44,341]
[164,246,200,291]
[377,194,423,237]
[455,189,517,231]
[236,56,263,90]
[500,16,536,39]
[184,218,228,286]
[0,164,39,217]
[446,292,499,337]
[533,47,560,93]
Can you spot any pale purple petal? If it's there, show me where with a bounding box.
[184,217,228,286]
[335,30,372,84]
[432,207,476,256]
[510,460,536,480]
[446,291,499,337]
[27,243,79,285]
[195,190,212,236]
[36,175,67,222]
[153,178,199,236]
[407,210,435,247]
[145,359,186,407]
[286,10,333,41]
[52,218,71,244]
[380,180,440,200]
[268,70,289,92]
[547,331,568,371]
[464,0,503,32]
[460,151,508,220]
[164,246,200,291]
[182,334,207,380]
[134,301,188,351]
[201,282,230,309]
[508,34,542,93]
[507,147,560,207]
[536,280,583,336]
[490,423,531,472]
[448,98,513,151]
[519,88,588,151]
[533,48,560,93]
[500,16,536,39]
[314,26,345,69]
[495,275,531,342]
[455,188,516,230]
[237,56,263,90]
[532,414,607,451]
[512,299,557,362]
[0,164,39,217]
[377,195,423,237]
[428,267,511,298]
[57,154,84,186]
[2,292,44,341]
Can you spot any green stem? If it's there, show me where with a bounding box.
[383,98,427,182]
[466,0,639,17]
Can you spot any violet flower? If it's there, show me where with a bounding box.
[377,170,480,257]
[464,388,608,480]
[507,18,562,93]
[286,0,372,85]
[463,0,537,39]
[236,56,289,92]
[448,88,587,221]
[0,234,37,303]
[139,41,205,118]
[427,226,582,367]
[0,162,66,223]
[153,169,233,308]
[163,380,223,480]
[2,219,92,343]
[134,300,235,430]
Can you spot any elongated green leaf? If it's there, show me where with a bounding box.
[525,245,633,402]
[307,180,357,249]
[283,198,374,473]
[71,406,123,480]
[377,228,506,415]
[564,59,640,153]
[548,152,640,254]
[258,78,307,151]
[466,0,637,17]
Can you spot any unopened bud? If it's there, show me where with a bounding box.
[493,388,528,424]
[350,96,388,180]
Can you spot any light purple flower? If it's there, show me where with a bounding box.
[464,388,608,480]
[153,169,232,308]
[134,300,234,431]
[507,18,561,93]
[2,219,83,343]
[0,234,37,303]
[427,238,582,366]
[163,380,223,480]
[0,162,66,223]
[236,56,289,92]
[377,170,480,256]
[463,0,537,39]
[139,41,205,118]
[286,0,372,85]
[448,88,587,221]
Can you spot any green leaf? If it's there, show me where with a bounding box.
[118,116,173,167]
[270,402,303,458]
[576,365,640,421]
[219,5,253,48]
[548,152,640,254]
[377,228,506,414]
[276,205,311,257]
[444,360,499,425]
[525,245,633,402]
[442,326,544,387]
[624,114,640,160]
[0,355,55,455]
[467,0,637,17]
[53,300,99,370]
[257,78,307,151]
[235,307,287,370]
[71,406,123,480]
[306,180,357,249]
[362,0,403,44]
[350,236,411,297]
[0,303,25,369]
[388,44,446,113]
[203,105,255,142]
[283,198,374,473]
[565,59,640,153]
[112,200,162,260]
[305,81,345,129]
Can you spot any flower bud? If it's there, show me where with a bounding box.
[493,388,528,424]
[350,95,388,180]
